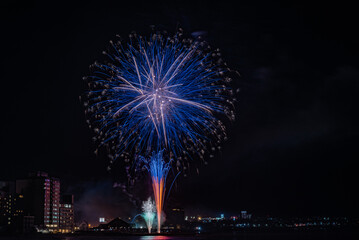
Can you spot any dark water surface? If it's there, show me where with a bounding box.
[64,232,358,240]
[1,231,359,240]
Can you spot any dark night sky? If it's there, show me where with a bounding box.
[1,0,358,222]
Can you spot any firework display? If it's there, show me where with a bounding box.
[84,29,236,233]
[139,151,171,232]
[141,197,156,233]
[84,30,235,165]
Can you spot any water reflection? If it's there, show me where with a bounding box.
[140,236,172,240]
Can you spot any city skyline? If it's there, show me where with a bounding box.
[3,171,354,233]
[0,171,75,233]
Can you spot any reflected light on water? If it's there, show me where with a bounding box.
[140,236,172,240]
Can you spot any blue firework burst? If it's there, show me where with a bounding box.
[83,31,236,164]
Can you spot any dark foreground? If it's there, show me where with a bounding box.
[1,230,359,240]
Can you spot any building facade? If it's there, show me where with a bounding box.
[16,171,60,232]
[59,194,74,233]
[0,181,25,232]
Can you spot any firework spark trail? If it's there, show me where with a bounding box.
[140,151,171,233]
[141,197,156,233]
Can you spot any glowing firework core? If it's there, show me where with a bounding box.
[142,197,156,233]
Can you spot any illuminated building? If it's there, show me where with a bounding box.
[93,217,130,232]
[0,181,25,232]
[98,217,110,224]
[59,194,74,233]
[16,171,60,232]
[241,211,247,219]
[241,211,251,219]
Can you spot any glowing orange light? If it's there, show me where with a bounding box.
[152,176,166,233]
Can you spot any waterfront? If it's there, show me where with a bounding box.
[1,231,359,240]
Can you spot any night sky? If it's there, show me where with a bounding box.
[1,1,358,222]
